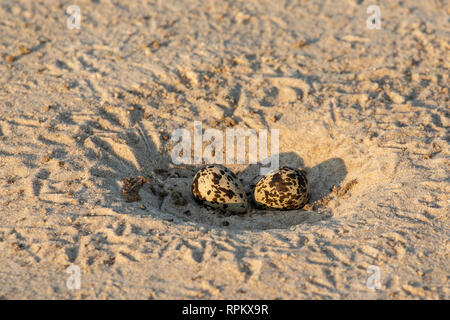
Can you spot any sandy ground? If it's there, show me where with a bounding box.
[0,0,448,299]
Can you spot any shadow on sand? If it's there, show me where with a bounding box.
[79,108,347,230]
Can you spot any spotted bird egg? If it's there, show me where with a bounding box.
[254,166,310,210]
[192,165,248,213]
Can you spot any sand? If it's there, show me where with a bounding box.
[0,0,448,299]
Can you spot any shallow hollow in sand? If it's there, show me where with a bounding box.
[82,113,400,231]
[107,126,397,231]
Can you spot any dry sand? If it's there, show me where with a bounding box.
[0,0,448,299]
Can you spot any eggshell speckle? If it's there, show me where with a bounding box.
[192,165,248,213]
[254,166,310,210]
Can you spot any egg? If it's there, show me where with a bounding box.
[254,166,310,210]
[192,165,248,213]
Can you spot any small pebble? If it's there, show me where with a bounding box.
[41,155,51,163]
[18,45,30,55]
[171,191,187,206]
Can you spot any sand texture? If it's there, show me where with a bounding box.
[0,0,449,299]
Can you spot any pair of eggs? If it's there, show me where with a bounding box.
[192,165,310,213]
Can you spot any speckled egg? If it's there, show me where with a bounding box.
[192,165,248,213]
[254,166,310,210]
